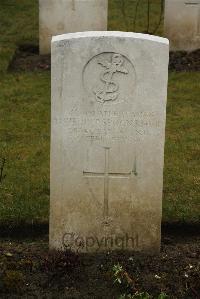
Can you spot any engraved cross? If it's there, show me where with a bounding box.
[83,147,133,219]
[185,1,200,36]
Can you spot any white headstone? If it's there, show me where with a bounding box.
[164,0,200,51]
[50,31,169,253]
[39,0,108,54]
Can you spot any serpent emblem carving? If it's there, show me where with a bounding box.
[93,54,129,103]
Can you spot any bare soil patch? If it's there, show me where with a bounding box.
[8,44,50,72]
[169,49,200,72]
[8,44,200,73]
[0,232,199,298]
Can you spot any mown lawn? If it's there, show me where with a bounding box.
[0,0,38,73]
[0,0,199,225]
[108,0,164,35]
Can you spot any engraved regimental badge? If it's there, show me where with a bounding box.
[83,52,136,104]
[93,54,128,103]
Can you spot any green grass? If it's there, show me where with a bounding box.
[108,0,164,36]
[0,0,199,225]
[0,0,38,72]
[0,72,50,225]
[164,73,200,222]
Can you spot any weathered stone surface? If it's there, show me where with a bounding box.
[50,32,169,253]
[39,0,108,54]
[164,0,200,51]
